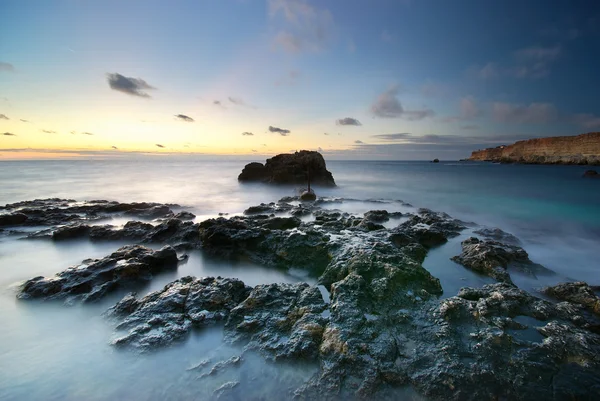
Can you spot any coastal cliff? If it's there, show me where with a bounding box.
[469,132,600,165]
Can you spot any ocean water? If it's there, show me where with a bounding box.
[0,158,599,400]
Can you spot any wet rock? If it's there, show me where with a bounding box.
[213,381,240,399]
[0,212,28,226]
[451,237,550,283]
[391,210,465,249]
[89,221,155,241]
[124,204,173,219]
[225,283,327,360]
[543,281,600,316]
[583,169,599,178]
[199,216,331,274]
[473,227,521,246]
[238,151,336,186]
[408,283,600,400]
[52,224,91,240]
[0,198,179,230]
[108,276,251,350]
[174,211,196,220]
[363,210,390,223]
[17,245,179,303]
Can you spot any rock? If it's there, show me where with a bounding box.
[124,205,173,219]
[543,282,600,316]
[108,276,251,350]
[237,162,268,181]
[225,282,327,360]
[451,237,550,283]
[238,151,336,186]
[213,381,240,399]
[583,169,600,178]
[52,224,91,240]
[174,211,196,220]
[0,212,28,226]
[17,245,179,303]
[432,158,440,163]
[363,210,390,223]
[300,190,317,201]
[473,227,521,246]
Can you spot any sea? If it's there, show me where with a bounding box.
[0,158,599,400]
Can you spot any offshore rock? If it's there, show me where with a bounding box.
[238,151,336,186]
[0,198,182,229]
[473,227,521,246]
[108,276,251,350]
[451,237,550,283]
[17,245,179,303]
[583,169,600,178]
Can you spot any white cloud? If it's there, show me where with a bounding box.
[269,0,334,53]
[371,85,434,120]
[492,102,558,124]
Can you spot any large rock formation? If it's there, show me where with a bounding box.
[468,132,600,165]
[238,150,336,186]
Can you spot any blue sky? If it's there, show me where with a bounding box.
[1,0,599,160]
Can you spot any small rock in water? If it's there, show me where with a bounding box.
[583,169,599,178]
[300,190,316,201]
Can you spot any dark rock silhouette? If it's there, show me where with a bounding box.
[238,151,335,186]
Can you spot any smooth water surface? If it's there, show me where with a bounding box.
[1,158,599,400]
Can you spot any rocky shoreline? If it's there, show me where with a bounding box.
[2,197,600,400]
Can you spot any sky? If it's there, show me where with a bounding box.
[1,0,600,160]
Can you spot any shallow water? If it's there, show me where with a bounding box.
[1,158,599,400]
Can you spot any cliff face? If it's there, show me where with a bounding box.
[469,132,600,165]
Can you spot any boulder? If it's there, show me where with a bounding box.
[0,212,28,226]
[543,281,600,316]
[108,276,251,350]
[451,237,550,283]
[583,169,599,178]
[238,151,335,186]
[17,245,179,303]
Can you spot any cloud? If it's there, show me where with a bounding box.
[41,129,57,134]
[107,73,155,98]
[318,147,323,152]
[174,114,194,122]
[0,114,8,120]
[442,96,483,122]
[228,97,245,106]
[251,149,258,153]
[20,119,29,123]
[275,70,302,86]
[492,102,558,124]
[473,45,561,80]
[242,132,254,136]
[572,113,600,129]
[269,0,334,53]
[3,132,16,136]
[81,132,94,136]
[268,125,291,136]
[0,62,15,72]
[213,100,223,106]
[336,117,362,126]
[461,124,480,130]
[371,85,434,120]
[112,146,118,150]
[369,132,544,147]
[354,140,364,144]
[155,144,165,148]
[474,62,500,79]
[323,132,329,135]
